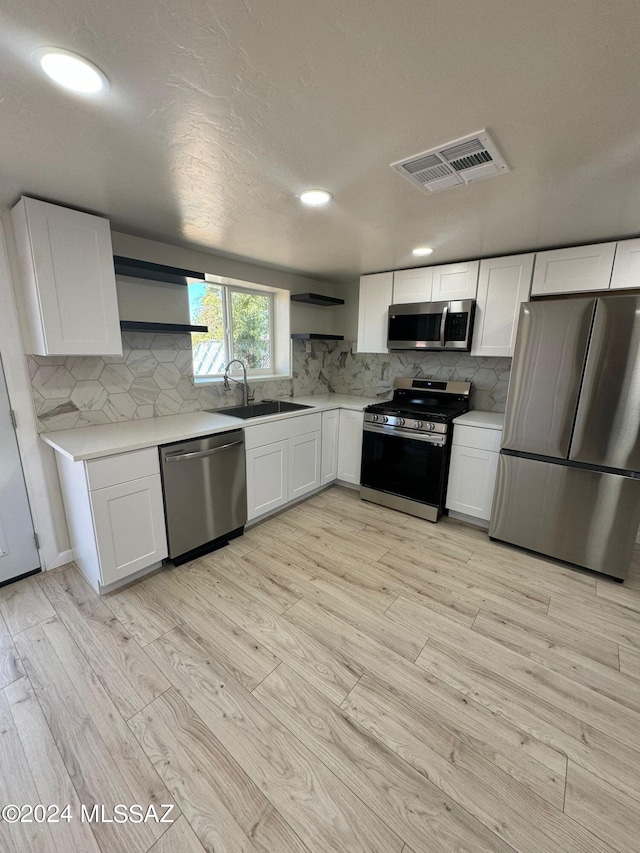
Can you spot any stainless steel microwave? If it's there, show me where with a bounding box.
[387,299,476,351]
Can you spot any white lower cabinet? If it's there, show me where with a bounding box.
[289,431,322,499]
[246,408,364,521]
[337,409,364,485]
[90,475,167,586]
[246,440,289,519]
[321,409,339,484]
[446,422,502,524]
[56,447,167,593]
[245,413,322,521]
[447,446,499,521]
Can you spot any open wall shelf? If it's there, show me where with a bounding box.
[291,333,344,341]
[290,293,345,306]
[114,256,205,286]
[120,321,208,334]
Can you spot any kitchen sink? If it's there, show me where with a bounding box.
[208,400,313,419]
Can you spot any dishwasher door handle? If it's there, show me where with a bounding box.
[164,439,244,462]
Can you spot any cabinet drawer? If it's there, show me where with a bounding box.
[244,412,322,449]
[452,424,502,452]
[86,447,160,491]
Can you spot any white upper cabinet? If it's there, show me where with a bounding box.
[431,261,479,301]
[471,254,534,358]
[531,242,616,296]
[392,267,433,304]
[357,272,393,353]
[11,197,122,356]
[610,238,640,290]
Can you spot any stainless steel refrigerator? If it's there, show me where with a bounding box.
[489,295,640,581]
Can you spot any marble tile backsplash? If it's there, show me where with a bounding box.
[28,335,509,432]
[327,343,511,412]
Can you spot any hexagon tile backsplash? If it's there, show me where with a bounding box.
[29,334,510,432]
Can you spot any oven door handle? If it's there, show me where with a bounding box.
[439,305,449,347]
[363,423,446,445]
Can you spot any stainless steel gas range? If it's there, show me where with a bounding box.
[360,378,471,522]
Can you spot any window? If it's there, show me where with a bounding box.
[189,283,274,381]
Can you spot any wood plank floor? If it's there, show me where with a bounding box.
[2,485,640,852]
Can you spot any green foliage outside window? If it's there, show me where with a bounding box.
[190,284,272,376]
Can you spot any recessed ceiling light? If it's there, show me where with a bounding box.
[412,246,434,257]
[298,189,332,207]
[34,48,109,94]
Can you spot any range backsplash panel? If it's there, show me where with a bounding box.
[28,336,509,432]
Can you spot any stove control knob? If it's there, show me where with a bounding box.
[427,422,436,431]
[381,416,389,424]
[415,420,423,429]
[397,417,405,426]
[370,414,378,422]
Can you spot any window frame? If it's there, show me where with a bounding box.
[190,277,288,384]
[224,285,275,378]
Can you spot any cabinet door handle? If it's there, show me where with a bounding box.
[164,440,244,462]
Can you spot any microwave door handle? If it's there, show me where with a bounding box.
[439,305,449,347]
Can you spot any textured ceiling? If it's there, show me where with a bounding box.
[1,1,640,281]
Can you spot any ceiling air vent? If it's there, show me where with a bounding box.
[391,130,509,194]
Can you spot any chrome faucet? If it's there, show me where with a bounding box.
[223,359,254,406]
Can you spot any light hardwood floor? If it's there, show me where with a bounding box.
[1,484,640,852]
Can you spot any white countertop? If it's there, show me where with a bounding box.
[42,393,383,462]
[453,411,505,430]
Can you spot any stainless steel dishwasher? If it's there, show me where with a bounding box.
[160,430,247,565]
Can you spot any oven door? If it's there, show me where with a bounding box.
[361,424,448,514]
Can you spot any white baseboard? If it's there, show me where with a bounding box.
[47,549,74,570]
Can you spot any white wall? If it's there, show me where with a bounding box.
[116,275,191,324]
